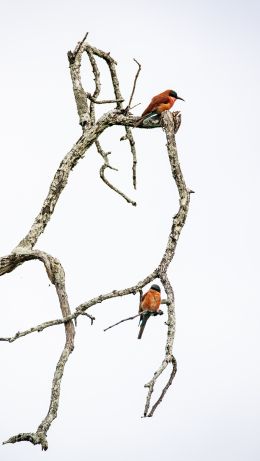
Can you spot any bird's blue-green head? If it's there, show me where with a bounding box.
[151,284,161,292]
[169,90,184,101]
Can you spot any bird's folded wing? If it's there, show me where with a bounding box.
[142,95,170,116]
[139,292,148,312]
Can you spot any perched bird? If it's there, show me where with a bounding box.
[138,284,162,339]
[136,89,184,126]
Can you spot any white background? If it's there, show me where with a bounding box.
[0,1,259,460]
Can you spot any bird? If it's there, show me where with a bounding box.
[136,89,184,126]
[138,284,162,339]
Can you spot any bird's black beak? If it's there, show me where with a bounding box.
[177,96,185,101]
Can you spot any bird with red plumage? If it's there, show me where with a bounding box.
[138,284,163,339]
[136,89,184,126]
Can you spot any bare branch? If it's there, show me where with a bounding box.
[85,43,138,199]
[86,93,124,104]
[95,139,134,204]
[67,34,90,127]
[87,51,118,205]
[81,312,96,324]
[0,312,95,343]
[141,111,192,417]
[129,102,141,110]
[100,163,136,206]
[124,126,138,189]
[104,309,163,332]
[67,31,89,63]
[139,289,143,311]
[86,44,124,110]
[85,48,101,125]
[147,356,177,417]
[0,292,165,344]
[125,58,142,114]
[1,249,75,449]
[121,58,142,189]
[0,317,73,343]
[3,347,72,451]
[104,312,142,332]
[75,269,159,316]
[85,47,128,202]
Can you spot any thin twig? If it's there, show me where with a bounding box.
[104,308,163,332]
[99,164,136,206]
[122,58,141,189]
[125,58,142,114]
[81,312,96,325]
[86,93,124,104]
[104,312,142,332]
[96,139,136,204]
[85,49,101,125]
[124,126,137,189]
[129,102,141,110]
[67,31,89,63]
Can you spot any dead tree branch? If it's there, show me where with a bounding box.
[142,111,192,416]
[104,309,163,332]
[1,36,192,450]
[125,58,142,114]
[86,94,124,104]
[123,58,141,189]
[104,312,144,332]
[2,249,75,450]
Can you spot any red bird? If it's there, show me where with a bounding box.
[138,284,162,339]
[136,89,184,126]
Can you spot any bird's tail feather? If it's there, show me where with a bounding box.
[135,111,159,127]
[138,312,151,339]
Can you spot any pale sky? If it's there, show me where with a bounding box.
[0,1,259,460]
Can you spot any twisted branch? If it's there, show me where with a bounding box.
[2,249,75,450]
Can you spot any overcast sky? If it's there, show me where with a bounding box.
[0,0,259,460]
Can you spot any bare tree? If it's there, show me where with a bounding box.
[0,34,193,451]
